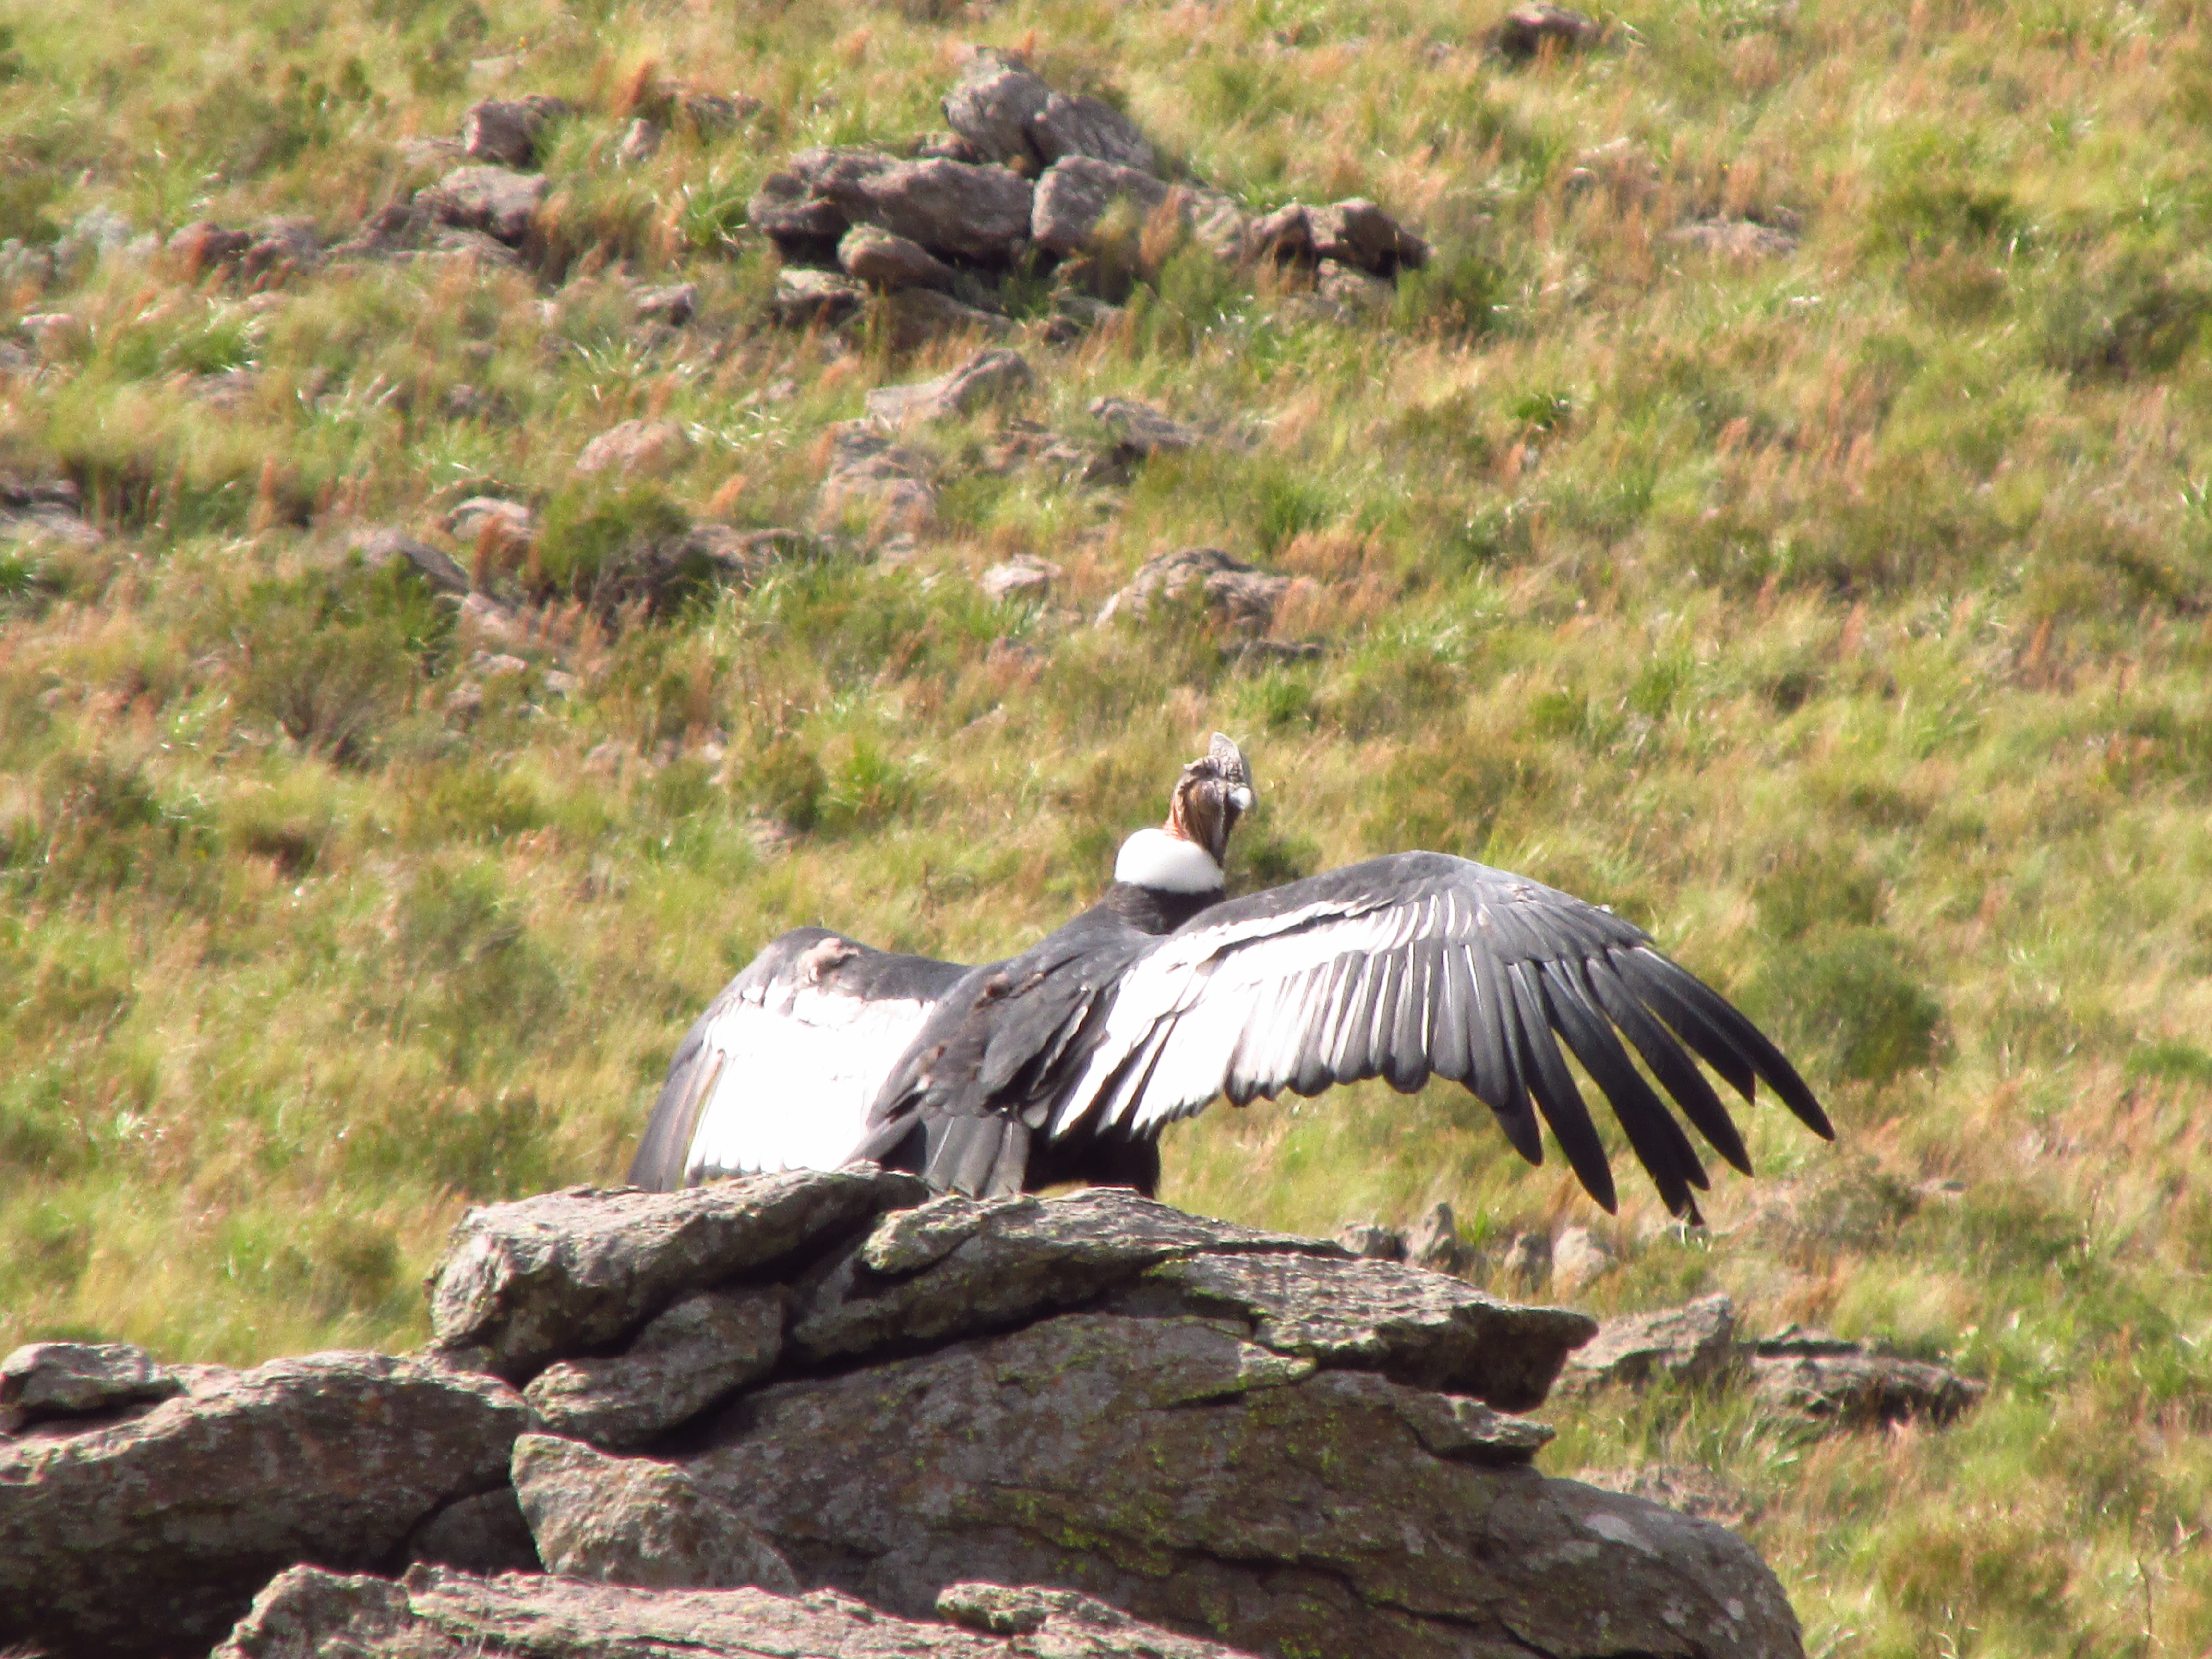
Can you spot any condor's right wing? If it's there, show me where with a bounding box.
[627,928,970,1190]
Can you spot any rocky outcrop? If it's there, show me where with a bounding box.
[866,347,1034,426]
[1560,1292,1741,1391]
[215,1564,1263,1659]
[6,1173,1811,1659]
[426,1166,926,1379]
[419,165,547,247]
[0,1340,181,1429]
[1096,545,1291,635]
[688,1311,1793,1658]
[1747,1327,1985,1426]
[0,1351,529,1659]
[574,418,692,479]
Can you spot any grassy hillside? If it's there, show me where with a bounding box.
[4,0,2212,1650]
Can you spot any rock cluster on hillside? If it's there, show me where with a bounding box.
[750,51,1430,345]
[0,1169,1808,1659]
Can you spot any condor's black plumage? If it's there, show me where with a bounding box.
[630,735,1833,1218]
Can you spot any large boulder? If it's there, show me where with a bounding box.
[1096,546,1292,636]
[1031,157,1172,256]
[942,59,1054,167]
[865,348,1034,426]
[425,1167,927,1380]
[829,157,1035,264]
[214,1563,1262,1659]
[685,1311,1803,1658]
[0,1352,529,1659]
[523,1286,784,1450]
[418,166,547,246]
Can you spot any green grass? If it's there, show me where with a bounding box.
[4,0,2212,1650]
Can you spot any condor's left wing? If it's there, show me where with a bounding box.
[628,928,970,1190]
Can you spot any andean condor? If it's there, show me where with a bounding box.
[629,734,1833,1219]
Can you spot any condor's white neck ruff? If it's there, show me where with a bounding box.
[1114,827,1224,893]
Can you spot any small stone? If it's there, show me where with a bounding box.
[1404,1202,1475,1275]
[681,90,757,135]
[839,223,959,293]
[575,418,691,479]
[542,668,580,697]
[635,282,699,326]
[419,165,548,246]
[445,496,536,550]
[462,98,561,167]
[470,651,529,678]
[242,217,321,281]
[617,118,663,167]
[1337,1222,1407,1262]
[523,1288,784,1451]
[816,421,937,536]
[1030,156,1172,256]
[1559,1293,1740,1393]
[512,1434,801,1593]
[1096,546,1289,637]
[1089,396,1202,460]
[1573,1462,1757,1527]
[1501,1230,1552,1291]
[883,288,1013,351]
[942,59,1053,166]
[1028,92,1156,174]
[1495,1,1601,59]
[864,347,1033,426]
[0,1343,181,1426]
[772,267,866,329]
[1314,258,1395,318]
[1747,1328,1984,1428]
[979,554,1061,605]
[1551,1225,1617,1295]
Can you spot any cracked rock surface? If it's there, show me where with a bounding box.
[0,1352,529,1659]
[687,1311,1802,1659]
[212,1563,1264,1659]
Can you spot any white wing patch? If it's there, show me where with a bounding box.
[682,985,937,1180]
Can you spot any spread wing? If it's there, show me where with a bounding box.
[1046,852,1831,1217]
[628,928,970,1190]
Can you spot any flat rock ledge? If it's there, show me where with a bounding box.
[215,1563,1260,1659]
[3,1171,1808,1659]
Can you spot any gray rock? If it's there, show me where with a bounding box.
[830,158,1034,264]
[1560,1293,1740,1393]
[216,1563,1263,1659]
[840,222,960,292]
[681,90,757,136]
[419,166,547,246]
[1502,1228,1553,1289]
[816,421,938,534]
[1029,92,1155,174]
[575,418,691,478]
[979,554,1061,604]
[1105,1250,1594,1410]
[865,348,1033,426]
[1551,1224,1618,1294]
[462,97,566,167]
[445,496,536,549]
[634,281,698,325]
[1313,258,1395,318]
[1182,189,1251,263]
[524,1288,784,1450]
[748,147,897,260]
[942,60,1053,167]
[1747,1328,1984,1427]
[243,217,322,280]
[1405,1201,1477,1274]
[1337,1221,1407,1261]
[884,288,1014,351]
[684,524,825,587]
[1031,157,1172,256]
[425,1168,927,1382]
[0,1342,181,1428]
[1088,395,1202,459]
[690,1312,1803,1659]
[513,1433,800,1592]
[352,525,471,595]
[772,266,867,328]
[0,1351,529,1659]
[1095,546,1290,636]
[1495,0,1602,58]
[789,1188,1341,1366]
[402,1487,541,1574]
[617,118,662,167]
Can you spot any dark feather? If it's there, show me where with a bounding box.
[1581,953,1753,1174]
[1539,959,1706,1216]
[1505,960,1616,1211]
